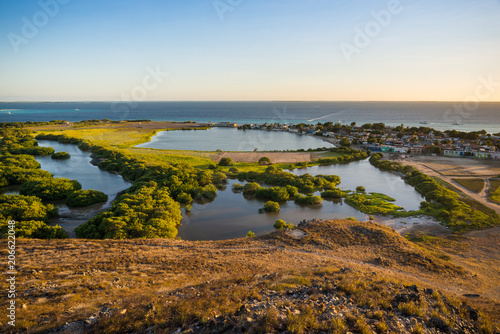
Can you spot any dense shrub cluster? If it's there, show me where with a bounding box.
[262,201,280,212]
[66,189,108,207]
[344,193,404,215]
[316,148,369,165]
[75,181,181,239]
[356,186,366,193]
[320,189,345,199]
[51,151,70,159]
[237,166,340,194]
[294,195,323,205]
[0,154,52,187]
[20,177,81,201]
[274,219,295,230]
[218,157,233,166]
[0,195,66,238]
[0,120,67,128]
[0,128,54,156]
[256,186,294,202]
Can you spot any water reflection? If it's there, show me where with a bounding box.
[35,140,132,236]
[136,128,333,152]
[177,179,365,241]
[290,160,424,211]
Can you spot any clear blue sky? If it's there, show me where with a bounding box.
[0,0,499,101]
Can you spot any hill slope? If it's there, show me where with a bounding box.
[1,219,499,333]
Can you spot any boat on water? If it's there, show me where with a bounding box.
[419,121,429,124]
[452,120,461,125]
[75,108,80,111]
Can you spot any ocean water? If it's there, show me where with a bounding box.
[0,101,499,133]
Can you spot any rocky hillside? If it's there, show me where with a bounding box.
[1,219,498,333]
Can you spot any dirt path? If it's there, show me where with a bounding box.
[215,151,312,163]
[479,178,491,199]
[403,160,500,214]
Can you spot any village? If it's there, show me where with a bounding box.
[209,121,500,160]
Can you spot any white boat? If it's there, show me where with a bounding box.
[75,108,80,111]
[452,120,461,125]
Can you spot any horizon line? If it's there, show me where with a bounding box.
[1,100,500,103]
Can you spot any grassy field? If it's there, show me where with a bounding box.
[125,148,216,168]
[37,127,160,148]
[490,179,500,204]
[452,178,485,193]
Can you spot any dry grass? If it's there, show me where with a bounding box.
[452,178,485,193]
[0,219,499,333]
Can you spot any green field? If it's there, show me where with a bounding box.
[452,178,485,193]
[36,126,161,148]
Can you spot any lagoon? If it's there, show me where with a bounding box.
[291,160,424,211]
[178,179,366,241]
[35,140,132,237]
[29,141,423,240]
[136,127,332,152]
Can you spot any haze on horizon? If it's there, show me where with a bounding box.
[0,0,499,102]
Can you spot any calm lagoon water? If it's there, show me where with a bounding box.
[25,141,423,240]
[178,161,424,240]
[177,179,365,241]
[290,160,424,211]
[35,141,132,237]
[136,128,332,151]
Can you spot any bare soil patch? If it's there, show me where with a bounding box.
[215,151,312,163]
[372,215,451,236]
[405,155,500,177]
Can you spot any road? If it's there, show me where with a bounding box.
[403,160,500,215]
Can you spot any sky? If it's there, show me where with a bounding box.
[0,0,499,102]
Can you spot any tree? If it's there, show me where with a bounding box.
[218,157,234,166]
[274,219,294,230]
[356,186,366,192]
[243,182,260,196]
[339,138,351,147]
[232,183,243,192]
[246,231,255,238]
[262,201,280,212]
[258,156,271,165]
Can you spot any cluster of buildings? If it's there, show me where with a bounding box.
[230,122,500,160]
